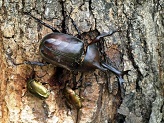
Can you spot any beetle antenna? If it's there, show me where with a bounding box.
[24,12,60,33]
[88,29,121,45]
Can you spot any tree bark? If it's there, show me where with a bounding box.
[0,0,163,123]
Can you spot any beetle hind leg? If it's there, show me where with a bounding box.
[24,12,60,33]
[67,9,81,38]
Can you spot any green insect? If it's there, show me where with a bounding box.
[63,86,82,109]
[27,79,50,99]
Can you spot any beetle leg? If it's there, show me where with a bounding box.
[101,63,130,98]
[69,16,81,37]
[6,51,24,66]
[67,9,81,38]
[24,12,60,33]
[10,59,47,66]
[24,61,48,66]
[76,73,83,88]
[21,90,27,98]
[88,29,121,45]
[101,63,130,85]
[72,71,78,89]
[78,73,83,83]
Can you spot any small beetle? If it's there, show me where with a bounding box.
[25,12,129,94]
[27,79,50,99]
[63,86,82,109]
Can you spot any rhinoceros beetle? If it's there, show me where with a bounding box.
[25,12,129,95]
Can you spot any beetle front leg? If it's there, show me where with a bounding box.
[88,29,121,45]
[101,63,130,84]
[101,63,130,98]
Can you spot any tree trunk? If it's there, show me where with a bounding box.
[0,0,163,123]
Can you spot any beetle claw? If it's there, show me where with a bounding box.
[118,70,130,84]
[116,70,131,89]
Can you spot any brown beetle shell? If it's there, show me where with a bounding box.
[40,32,84,70]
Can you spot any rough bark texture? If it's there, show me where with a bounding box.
[0,0,163,123]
